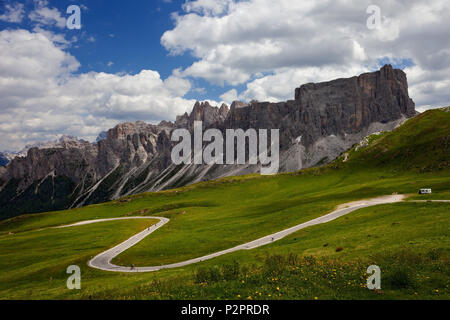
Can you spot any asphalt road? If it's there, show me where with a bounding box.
[74,194,414,273]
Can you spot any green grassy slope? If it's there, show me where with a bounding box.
[0,108,448,300]
[107,202,449,300]
[344,107,450,171]
[0,219,158,299]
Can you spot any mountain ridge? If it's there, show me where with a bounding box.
[0,65,417,219]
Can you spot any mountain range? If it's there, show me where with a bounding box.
[0,65,416,219]
[0,135,84,165]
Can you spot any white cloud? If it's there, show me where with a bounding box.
[0,29,197,151]
[219,88,238,104]
[31,26,73,47]
[234,64,370,103]
[29,3,66,29]
[193,87,206,95]
[182,0,231,16]
[162,0,450,109]
[164,74,192,97]
[0,29,79,79]
[1,0,449,151]
[0,3,25,23]
[404,65,450,112]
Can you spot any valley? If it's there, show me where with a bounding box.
[0,107,448,300]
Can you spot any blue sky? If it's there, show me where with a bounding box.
[66,0,249,101]
[68,0,191,77]
[0,0,449,150]
[0,0,244,102]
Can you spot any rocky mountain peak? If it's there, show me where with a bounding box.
[96,131,108,142]
[175,112,190,128]
[157,120,174,127]
[229,101,248,111]
[220,103,230,113]
[0,66,418,219]
[189,101,229,128]
[106,121,158,140]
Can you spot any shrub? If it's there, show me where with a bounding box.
[221,261,240,280]
[241,265,249,277]
[426,248,442,261]
[287,252,299,266]
[264,254,286,276]
[303,255,317,265]
[194,263,240,283]
[194,266,221,283]
[385,267,416,289]
[207,266,222,282]
[194,267,210,283]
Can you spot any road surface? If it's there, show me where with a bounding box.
[57,194,419,273]
[50,195,448,272]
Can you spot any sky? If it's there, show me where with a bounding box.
[0,0,449,151]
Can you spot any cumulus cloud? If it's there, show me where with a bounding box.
[0,3,25,23]
[219,88,238,104]
[405,65,450,112]
[183,0,231,16]
[28,2,66,29]
[237,65,371,103]
[1,0,449,151]
[162,0,450,108]
[0,29,197,150]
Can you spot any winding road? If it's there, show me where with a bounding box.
[55,194,446,273]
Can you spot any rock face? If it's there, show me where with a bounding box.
[96,131,107,142]
[175,101,229,130]
[0,135,84,164]
[0,65,416,219]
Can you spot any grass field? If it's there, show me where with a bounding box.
[0,108,448,300]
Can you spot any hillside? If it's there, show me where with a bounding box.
[0,108,448,300]
[342,107,450,171]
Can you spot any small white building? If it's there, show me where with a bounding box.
[418,188,432,194]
